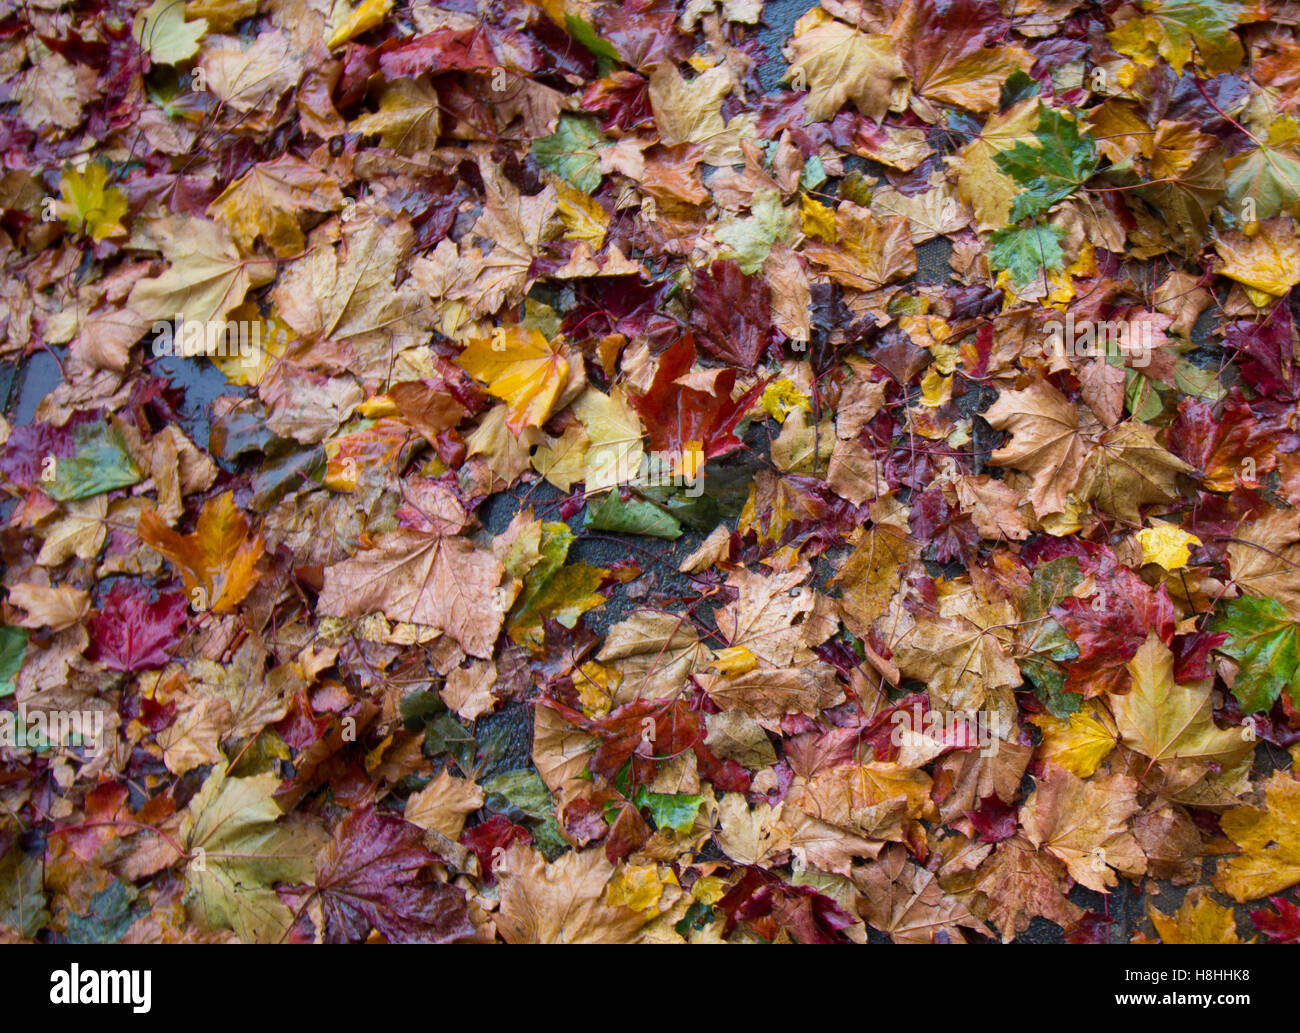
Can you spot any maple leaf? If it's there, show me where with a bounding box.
[1215,217,1300,305]
[404,770,485,839]
[271,219,432,377]
[1020,764,1145,892]
[207,156,343,258]
[714,560,818,667]
[181,762,327,944]
[854,846,987,944]
[631,334,762,460]
[976,835,1085,941]
[127,216,276,331]
[86,581,187,672]
[326,0,393,49]
[1108,0,1264,76]
[987,224,1066,287]
[139,492,264,614]
[1224,143,1300,221]
[350,78,441,154]
[784,17,906,123]
[134,0,207,65]
[889,0,1032,117]
[1250,896,1300,943]
[1169,391,1275,492]
[494,843,646,943]
[319,528,507,659]
[570,386,644,492]
[53,162,127,242]
[1075,421,1192,524]
[1146,891,1246,944]
[1214,771,1300,901]
[1224,506,1300,620]
[1212,596,1300,714]
[1112,632,1255,768]
[647,63,742,165]
[993,103,1099,222]
[532,114,609,193]
[456,327,576,437]
[310,804,478,943]
[983,377,1093,519]
[884,577,1020,713]
[801,204,916,291]
[833,523,920,641]
[1029,703,1119,778]
[1136,524,1202,570]
[690,259,773,369]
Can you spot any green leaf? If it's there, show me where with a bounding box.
[1124,369,1164,421]
[995,103,1099,221]
[1212,595,1300,713]
[483,768,566,860]
[0,843,49,938]
[1111,0,1253,76]
[716,189,795,274]
[65,880,138,944]
[1000,69,1040,110]
[584,490,683,540]
[181,761,328,943]
[133,0,208,65]
[0,626,27,698]
[564,14,621,62]
[532,114,609,194]
[800,155,827,192]
[1020,558,1083,718]
[507,521,610,646]
[47,421,143,502]
[987,224,1065,286]
[632,787,704,833]
[424,712,477,772]
[1224,144,1300,222]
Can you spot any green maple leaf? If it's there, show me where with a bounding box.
[133,0,208,65]
[181,762,327,943]
[1212,595,1300,714]
[994,104,1099,222]
[1111,0,1257,76]
[632,787,704,833]
[1224,144,1300,222]
[507,522,610,646]
[987,224,1065,286]
[1020,558,1083,718]
[46,421,143,502]
[531,114,609,194]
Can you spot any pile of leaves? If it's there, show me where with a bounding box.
[4,0,1300,945]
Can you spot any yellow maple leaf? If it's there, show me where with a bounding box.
[1137,524,1202,570]
[606,864,679,914]
[1146,891,1248,944]
[456,327,572,436]
[54,162,128,241]
[1113,632,1254,767]
[326,0,392,49]
[138,492,264,613]
[554,179,609,246]
[1029,703,1119,778]
[1215,218,1300,305]
[1214,771,1300,901]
